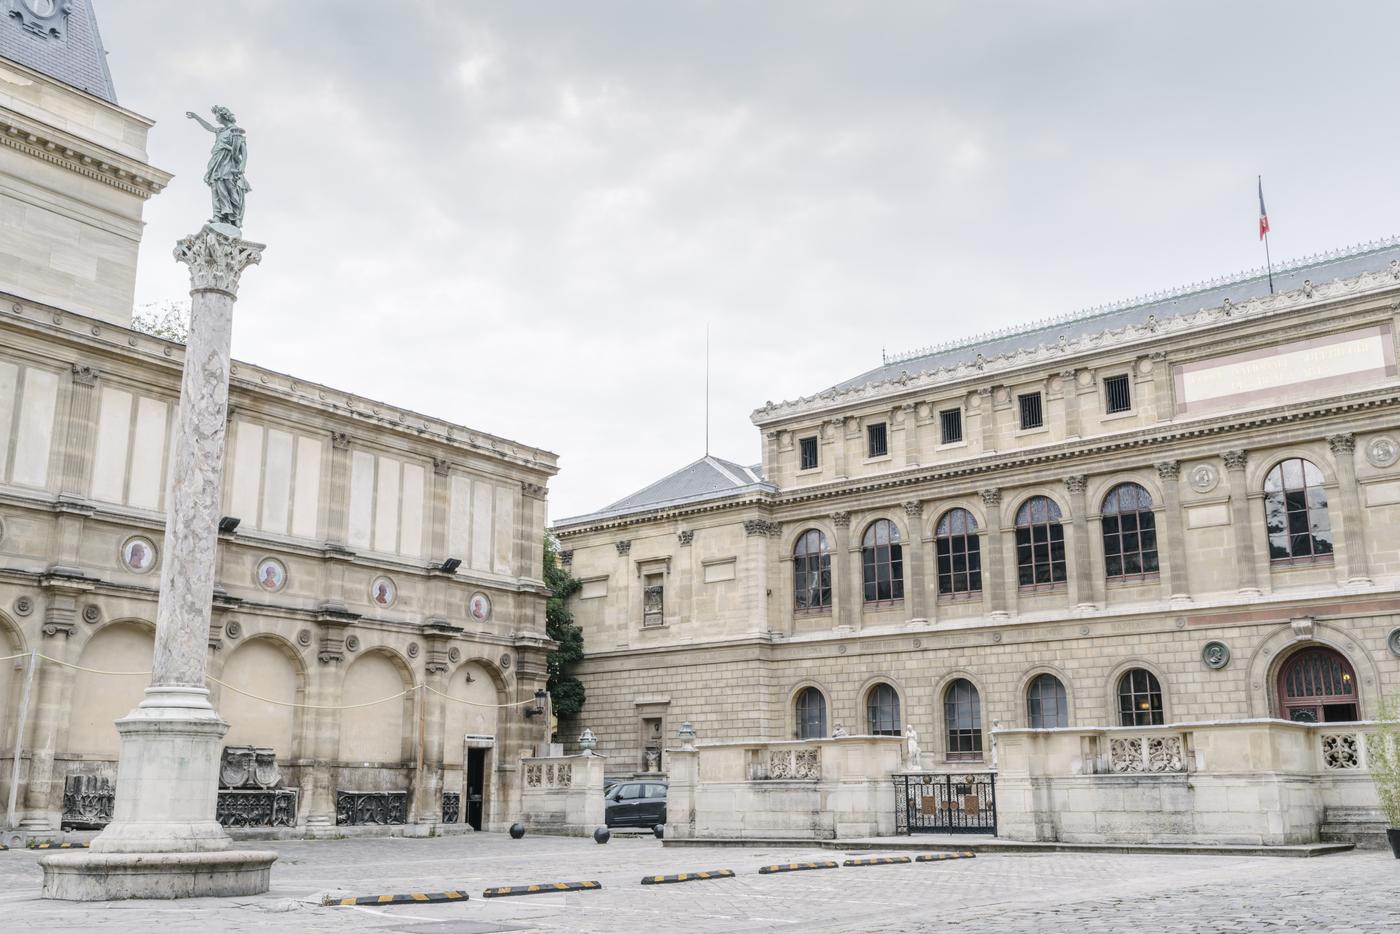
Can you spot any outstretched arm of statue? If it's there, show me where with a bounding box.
[185,111,217,133]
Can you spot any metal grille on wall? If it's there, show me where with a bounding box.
[216,789,298,828]
[442,792,460,824]
[336,790,409,826]
[894,773,996,835]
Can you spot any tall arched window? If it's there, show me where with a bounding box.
[935,508,981,597]
[944,679,983,760]
[793,529,832,612]
[862,519,904,605]
[1276,647,1358,723]
[794,687,828,739]
[1101,483,1159,580]
[1264,458,1333,563]
[1026,673,1068,728]
[1015,496,1066,588]
[1117,668,1164,726]
[866,682,901,736]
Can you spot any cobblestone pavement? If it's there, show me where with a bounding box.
[0,833,1396,932]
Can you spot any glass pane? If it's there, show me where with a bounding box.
[1282,459,1304,489]
[1263,466,1283,493]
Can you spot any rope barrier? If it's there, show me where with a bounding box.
[0,652,32,663]
[204,675,414,711]
[423,682,541,709]
[37,653,149,676]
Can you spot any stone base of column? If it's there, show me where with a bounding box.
[1238,587,1263,597]
[40,850,277,901]
[1346,576,1374,587]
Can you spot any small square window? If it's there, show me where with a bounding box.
[799,436,819,470]
[867,422,888,458]
[1018,392,1044,430]
[939,408,963,445]
[1104,374,1132,414]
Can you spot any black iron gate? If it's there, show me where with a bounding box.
[894,772,996,834]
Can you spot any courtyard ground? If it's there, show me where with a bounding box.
[0,832,1394,932]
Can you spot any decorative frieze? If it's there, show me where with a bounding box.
[1108,735,1185,774]
[61,774,114,830]
[336,790,408,825]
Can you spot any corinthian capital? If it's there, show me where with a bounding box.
[173,225,265,297]
[1064,475,1088,495]
[1327,433,1356,455]
[1155,460,1180,480]
[1221,449,1248,472]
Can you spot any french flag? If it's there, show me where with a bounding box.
[1258,177,1270,240]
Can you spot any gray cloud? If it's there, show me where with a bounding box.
[100,1,1400,519]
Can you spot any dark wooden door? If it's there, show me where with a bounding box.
[465,748,486,830]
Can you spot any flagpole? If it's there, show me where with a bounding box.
[1258,174,1274,294]
[1263,230,1274,295]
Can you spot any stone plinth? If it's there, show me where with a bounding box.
[40,850,277,901]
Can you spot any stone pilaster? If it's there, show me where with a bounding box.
[1059,370,1081,438]
[1222,450,1261,595]
[615,540,632,644]
[19,590,81,831]
[977,388,996,453]
[1328,433,1370,584]
[415,622,460,825]
[830,512,854,630]
[1064,476,1094,609]
[743,519,772,635]
[677,530,694,629]
[980,489,1009,619]
[902,501,927,621]
[827,418,848,480]
[898,403,918,468]
[1154,461,1190,601]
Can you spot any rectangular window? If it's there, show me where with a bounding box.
[939,408,963,445]
[799,436,819,470]
[1104,374,1132,414]
[867,422,888,458]
[1018,392,1044,430]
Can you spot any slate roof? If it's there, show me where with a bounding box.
[829,238,1400,394]
[557,455,771,526]
[0,0,117,104]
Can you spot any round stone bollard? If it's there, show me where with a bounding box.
[593,826,611,845]
[652,824,664,840]
[509,823,526,840]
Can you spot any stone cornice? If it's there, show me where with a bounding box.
[0,290,559,475]
[0,109,170,199]
[751,260,1400,426]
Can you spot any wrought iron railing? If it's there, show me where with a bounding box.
[442,791,460,823]
[894,772,996,835]
[217,789,298,828]
[61,774,114,830]
[336,790,409,825]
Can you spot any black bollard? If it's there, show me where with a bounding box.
[593,826,611,845]
[652,824,664,839]
[509,822,526,840]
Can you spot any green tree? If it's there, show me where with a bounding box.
[130,300,191,343]
[544,540,585,719]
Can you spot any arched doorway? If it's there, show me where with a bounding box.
[1276,646,1358,723]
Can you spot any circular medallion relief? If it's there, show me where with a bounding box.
[499,652,512,669]
[297,628,312,647]
[255,558,287,592]
[448,647,462,663]
[369,576,397,608]
[13,596,33,617]
[225,620,242,640]
[24,0,56,17]
[345,634,361,652]
[120,536,158,574]
[1201,640,1231,670]
[407,641,420,659]
[1367,437,1399,469]
[468,592,492,623]
[81,604,101,625]
[1188,464,1218,494]
[1388,628,1400,658]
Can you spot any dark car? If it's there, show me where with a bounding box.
[604,780,667,828]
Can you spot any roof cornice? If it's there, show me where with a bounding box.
[751,255,1400,427]
[0,106,170,199]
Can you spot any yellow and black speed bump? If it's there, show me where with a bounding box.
[325,890,469,907]
[758,860,840,874]
[641,869,735,885]
[842,856,912,867]
[483,881,601,898]
[0,843,8,851]
[27,842,90,849]
[915,851,976,862]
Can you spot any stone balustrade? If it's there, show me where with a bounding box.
[518,753,605,836]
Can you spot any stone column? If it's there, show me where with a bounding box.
[980,489,1009,619]
[1064,475,1095,609]
[19,593,80,832]
[415,623,457,826]
[1328,433,1371,584]
[831,512,854,630]
[1222,450,1261,595]
[902,501,927,622]
[43,227,275,900]
[303,611,353,836]
[1154,461,1191,602]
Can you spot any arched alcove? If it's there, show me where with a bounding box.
[217,637,304,756]
[68,622,153,758]
[443,661,503,768]
[338,651,412,764]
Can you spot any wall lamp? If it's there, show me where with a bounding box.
[218,516,241,534]
[523,689,549,718]
[437,557,462,574]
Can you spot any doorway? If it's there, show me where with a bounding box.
[1276,646,1359,723]
[465,748,487,830]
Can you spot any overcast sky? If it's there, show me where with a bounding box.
[101,1,1400,521]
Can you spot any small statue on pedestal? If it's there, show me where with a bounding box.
[186,104,251,232]
[904,723,921,769]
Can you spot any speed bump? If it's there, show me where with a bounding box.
[842,856,912,867]
[915,851,976,862]
[641,869,735,885]
[483,880,601,898]
[325,890,469,907]
[758,860,840,874]
[27,842,89,849]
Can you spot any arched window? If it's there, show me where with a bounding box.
[1117,668,1164,726]
[1027,673,1068,728]
[793,529,832,612]
[1264,458,1333,563]
[1276,647,1358,723]
[935,508,982,597]
[862,519,904,605]
[1101,483,1159,580]
[794,687,828,739]
[866,682,901,736]
[1015,496,1066,588]
[944,679,983,760]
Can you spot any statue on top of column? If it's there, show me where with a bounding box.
[186,105,251,232]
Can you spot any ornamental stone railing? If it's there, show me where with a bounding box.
[336,790,409,826]
[524,761,574,788]
[748,746,821,781]
[217,789,297,828]
[1318,724,1388,771]
[519,752,606,836]
[1107,734,1186,774]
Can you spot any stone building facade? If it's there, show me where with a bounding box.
[555,241,1400,805]
[0,2,557,840]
